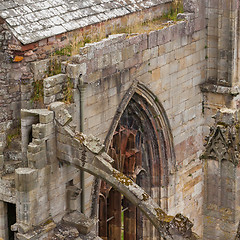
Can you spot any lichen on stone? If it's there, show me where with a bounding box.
[112,169,133,186]
[75,132,85,143]
[154,208,174,222]
[142,192,149,201]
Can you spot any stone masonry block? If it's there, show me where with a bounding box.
[111,51,122,65]
[143,49,150,62]
[67,63,86,79]
[0,155,3,170]
[31,59,50,81]
[15,168,38,192]
[27,150,47,169]
[39,110,54,124]
[63,211,94,235]
[44,84,62,97]
[122,45,134,61]
[43,74,67,89]
[158,27,171,45]
[98,54,111,69]
[27,142,41,154]
[148,31,158,49]
[55,108,72,126]
[32,122,54,139]
[44,95,56,105]
[0,142,4,153]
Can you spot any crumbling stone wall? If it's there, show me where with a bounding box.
[5,0,240,239]
[33,7,206,235]
[0,0,174,168]
[0,18,19,144]
[14,109,81,239]
[60,15,206,236]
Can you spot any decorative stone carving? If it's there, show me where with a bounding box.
[201,109,240,166]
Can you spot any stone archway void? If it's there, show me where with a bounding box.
[99,92,171,240]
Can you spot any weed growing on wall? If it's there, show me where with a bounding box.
[49,56,62,76]
[6,124,21,148]
[31,79,44,104]
[53,0,184,59]
[31,54,62,104]
[63,77,74,104]
[31,0,184,105]
[162,0,184,21]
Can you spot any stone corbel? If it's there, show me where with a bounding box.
[200,83,240,96]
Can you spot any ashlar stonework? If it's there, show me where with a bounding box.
[0,0,240,239]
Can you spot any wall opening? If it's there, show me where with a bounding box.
[99,92,172,239]
[7,203,16,240]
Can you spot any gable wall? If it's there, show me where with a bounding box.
[54,3,206,235]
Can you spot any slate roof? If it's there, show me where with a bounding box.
[0,0,171,45]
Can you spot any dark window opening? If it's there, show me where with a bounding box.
[28,128,33,144]
[99,93,167,239]
[7,203,16,240]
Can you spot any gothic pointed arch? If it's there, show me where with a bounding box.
[93,82,175,239]
[104,82,175,173]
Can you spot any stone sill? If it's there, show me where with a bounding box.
[200,83,240,96]
[15,221,56,240]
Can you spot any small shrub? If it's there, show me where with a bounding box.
[31,79,44,104]
[63,77,74,104]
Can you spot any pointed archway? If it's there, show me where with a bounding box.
[98,84,175,239]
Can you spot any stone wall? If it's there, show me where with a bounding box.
[0,0,171,208]
[5,0,240,239]
[0,0,173,158]
[32,7,206,235]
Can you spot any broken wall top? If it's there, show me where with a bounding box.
[0,0,172,45]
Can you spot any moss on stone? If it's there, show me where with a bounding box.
[142,192,149,201]
[154,208,174,222]
[113,169,133,186]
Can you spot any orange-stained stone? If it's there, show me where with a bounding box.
[13,56,24,62]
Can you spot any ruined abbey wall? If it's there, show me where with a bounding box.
[32,2,207,235]
[1,0,240,239]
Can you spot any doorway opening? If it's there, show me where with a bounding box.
[7,203,16,240]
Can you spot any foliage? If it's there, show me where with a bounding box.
[31,79,44,104]
[63,77,74,104]
[49,56,62,76]
[162,0,184,22]
[31,0,184,105]
[6,125,21,148]
[53,0,184,58]
[31,56,62,104]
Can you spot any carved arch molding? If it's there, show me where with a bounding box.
[95,83,175,240]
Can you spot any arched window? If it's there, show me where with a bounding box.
[98,85,175,239]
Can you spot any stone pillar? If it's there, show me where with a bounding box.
[206,0,239,86]
[108,189,121,240]
[0,201,8,240]
[99,195,107,240]
[21,111,39,165]
[123,198,136,240]
[15,168,38,232]
[201,109,240,240]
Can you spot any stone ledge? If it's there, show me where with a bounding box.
[63,211,95,235]
[15,220,56,240]
[200,83,240,96]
